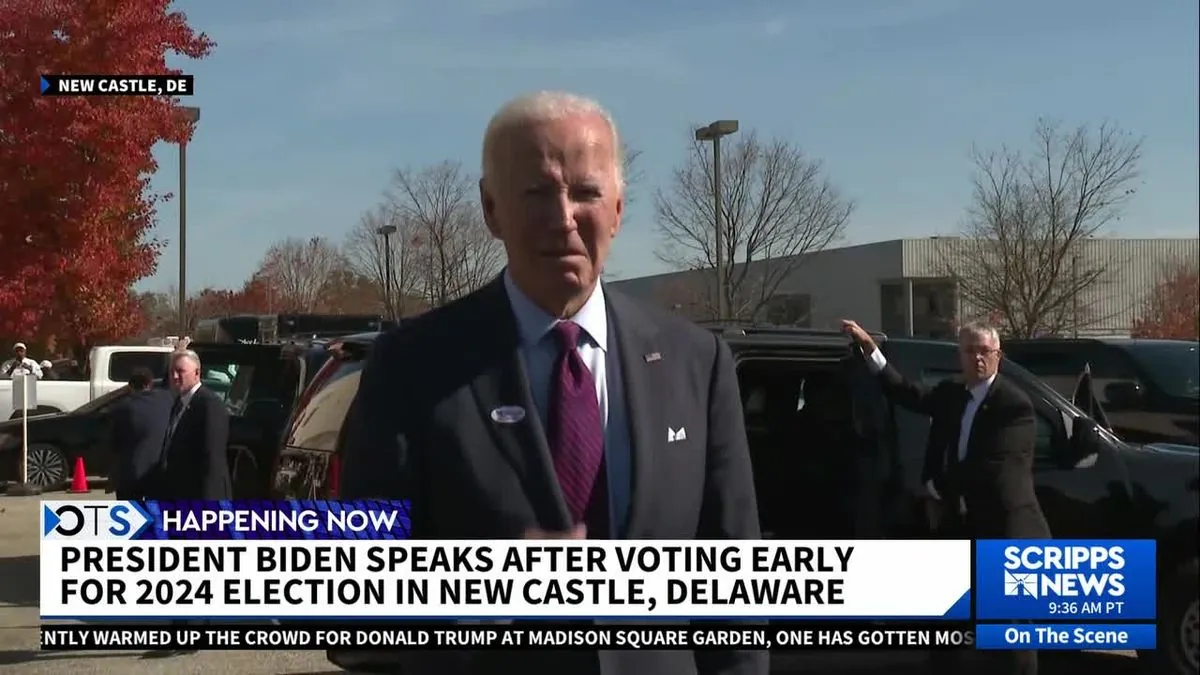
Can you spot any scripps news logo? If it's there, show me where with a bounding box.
[42,501,152,540]
[1002,544,1125,600]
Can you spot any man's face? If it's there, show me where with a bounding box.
[13,347,24,360]
[170,356,200,392]
[480,113,623,309]
[958,330,1001,383]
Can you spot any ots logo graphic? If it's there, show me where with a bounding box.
[42,501,152,540]
[1001,545,1126,600]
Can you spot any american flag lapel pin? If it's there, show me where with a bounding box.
[643,352,662,363]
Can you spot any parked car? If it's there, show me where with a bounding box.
[1004,338,1199,446]
[271,326,1198,675]
[0,342,310,493]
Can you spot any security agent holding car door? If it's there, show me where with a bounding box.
[842,320,1050,675]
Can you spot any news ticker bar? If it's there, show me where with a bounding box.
[39,75,194,96]
[39,623,1155,651]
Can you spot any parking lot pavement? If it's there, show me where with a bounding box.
[1,490,1140,674]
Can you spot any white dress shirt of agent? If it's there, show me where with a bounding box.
[1,342,44,378]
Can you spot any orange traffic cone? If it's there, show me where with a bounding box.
[67,457,89,493]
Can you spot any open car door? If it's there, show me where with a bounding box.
[189,342,306,498]
[1071,362,1113,432]
[843,342,900,539]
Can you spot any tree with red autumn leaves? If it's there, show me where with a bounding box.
[0,0,213,350]
[1132,260,1199,340]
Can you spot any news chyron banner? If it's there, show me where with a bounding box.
[40,500,975,651]
[39,74,194,96]
[974,539,1157,651]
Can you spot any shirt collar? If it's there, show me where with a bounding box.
[967,373,997,401]
[180,381,201,401]
[503,269,608,352]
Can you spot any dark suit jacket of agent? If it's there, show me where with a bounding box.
[340,276,767,675]
[156,385,233,500]
[876,362,1051,539]
[109,388,174,498]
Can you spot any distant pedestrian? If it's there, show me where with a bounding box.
[1,343,43,378]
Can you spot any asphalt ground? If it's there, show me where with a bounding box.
[0,490,1140,674]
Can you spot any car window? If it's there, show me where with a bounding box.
[285,355,367,452]
[1034,410,1056,460]
[1004,347,1084,377]
[107,352,168,383]
[1002,346,1087,399]
[1123,341,1200,399]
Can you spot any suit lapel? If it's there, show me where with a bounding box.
[964,375,1003,460]
[606,291,665,538]
[468,279,572,531]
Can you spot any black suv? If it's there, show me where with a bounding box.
[271,327,1199,674]
[1,340,335,494]
[1004,338,1199,447]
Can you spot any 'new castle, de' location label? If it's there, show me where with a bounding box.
[40,75,194,96]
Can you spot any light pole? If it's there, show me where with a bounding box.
[695,120,739,321]
[178,106,200,333]
[377,224,397,318]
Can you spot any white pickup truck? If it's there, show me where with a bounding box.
[0,345,173,419]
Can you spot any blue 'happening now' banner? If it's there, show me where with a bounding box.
[974,539,1156,621]
[135,500,411,540]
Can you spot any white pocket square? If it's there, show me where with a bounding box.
[667,427,687,442]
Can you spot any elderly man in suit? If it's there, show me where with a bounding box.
[842,319,1049,675]
[340,91,765,675]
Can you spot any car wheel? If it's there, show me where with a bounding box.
[1141,558,1199,675]
[25,444,68,488]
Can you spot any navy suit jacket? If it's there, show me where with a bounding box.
[109,388,173,496]
[158,386,233,500]
[340,276,766,675]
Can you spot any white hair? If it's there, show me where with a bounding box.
[172,349,201,371]
[481,91,624,188]
[959,322,1001,348]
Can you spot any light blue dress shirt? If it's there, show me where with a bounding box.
[503,271,633,537]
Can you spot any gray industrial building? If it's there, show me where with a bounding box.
[608,237,1199,338]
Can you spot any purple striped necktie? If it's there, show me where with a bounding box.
[547,321,606,529]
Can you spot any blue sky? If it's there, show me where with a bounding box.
[142,0,1199,292]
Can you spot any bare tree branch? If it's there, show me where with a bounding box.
[257,236,346,312]
[653,129,853,320]
[388,161,503,307]
[621,142,644,207]
[344,204,423,318]
[939,120,1142,337]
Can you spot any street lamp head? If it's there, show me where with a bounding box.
[377,224,398,236]
[695,119,739,141]
[179,106,201,123]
